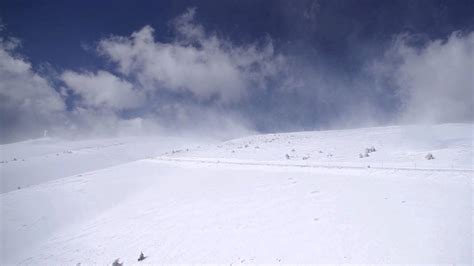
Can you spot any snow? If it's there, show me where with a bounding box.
[172,123,473,170]
[0,123,472,264]
[0,136,203,193]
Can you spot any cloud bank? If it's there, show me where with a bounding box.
[0,9,279,142]
[0,37,66,142]
[0,8,472,143]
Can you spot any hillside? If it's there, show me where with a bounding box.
[0,136,204,193]
[1,123,472,264]
[166,123,472,170]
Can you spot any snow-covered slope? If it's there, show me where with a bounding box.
[0,136,204,193]
[169,123,472,170]
[1,124,472,264]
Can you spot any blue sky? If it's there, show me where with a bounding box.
[0,0,473,142]
[2,0,472,69]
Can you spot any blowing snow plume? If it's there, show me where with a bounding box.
[372,31,474,124]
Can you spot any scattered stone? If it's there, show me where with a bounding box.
[138,252,147,261]
[112,258,123,266]
[361,146,376,157]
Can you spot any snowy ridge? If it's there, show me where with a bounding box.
[163,123,473,170]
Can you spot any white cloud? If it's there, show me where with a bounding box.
[98,8,283,103]
[377,31,474,123]
[61,70,145,110]
[0,38,65,142]
[0,8,274,143]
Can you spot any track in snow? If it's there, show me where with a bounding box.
[153,156,474,173]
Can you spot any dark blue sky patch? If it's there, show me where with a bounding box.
[2,0,472,70]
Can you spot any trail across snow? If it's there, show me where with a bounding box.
[154,156,474,173]
[0,123,472,264]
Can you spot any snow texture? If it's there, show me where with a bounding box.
[0,123,472,264]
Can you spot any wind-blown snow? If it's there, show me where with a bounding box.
[0,123,472,264]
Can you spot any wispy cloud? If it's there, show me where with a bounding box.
[61,70,144,110]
